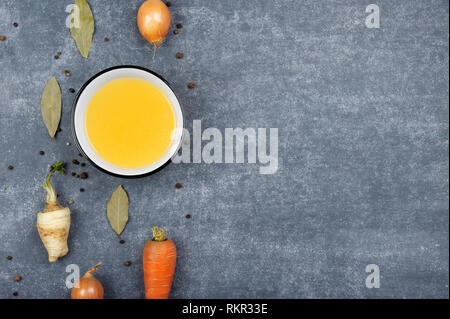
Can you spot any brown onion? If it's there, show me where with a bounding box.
[71,262,104,299]
[137,0,171,48]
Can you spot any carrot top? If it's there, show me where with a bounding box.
[152,226,167,242]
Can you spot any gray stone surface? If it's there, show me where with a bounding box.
[0,0,448,299]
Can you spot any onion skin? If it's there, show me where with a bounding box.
[71,263,104,299]
[137,0,171,47]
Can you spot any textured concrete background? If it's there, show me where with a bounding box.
[0,0,448,299]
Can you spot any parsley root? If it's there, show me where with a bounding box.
[37,162,71,262]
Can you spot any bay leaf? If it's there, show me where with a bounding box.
[70,0,94,58]
[107,185,129,238]
[40,77,61,139]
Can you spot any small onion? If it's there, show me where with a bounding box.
[137,0,171,48]
[71,262,104,299]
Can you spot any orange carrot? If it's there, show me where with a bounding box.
[143,226,177,299]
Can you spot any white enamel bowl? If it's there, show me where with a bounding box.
[71,66,184,177]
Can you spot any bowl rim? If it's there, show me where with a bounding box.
[71,65,184,178]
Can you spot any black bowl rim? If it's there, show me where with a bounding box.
[71,65,184,179]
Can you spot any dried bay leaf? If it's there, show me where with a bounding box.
[107,185,129,239]
[41,77,61,139]
[70,0,94,58]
